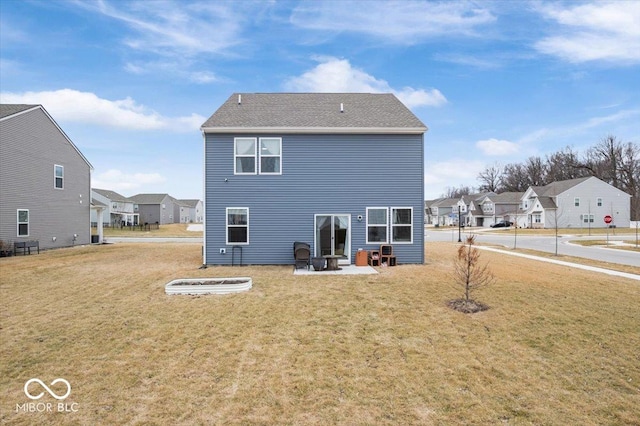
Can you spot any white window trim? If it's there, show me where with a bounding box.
[17,209,29,237]
[574,197,580,207]
[597,198,603,207]
[54,164,64,189]
[226,207,249,245]
[258,137,282,175]
[391,207,413,244]
[581,213,594,223]
[234,137,257,175]
[366,207,388,244]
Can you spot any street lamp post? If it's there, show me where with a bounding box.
[458,205,462,242]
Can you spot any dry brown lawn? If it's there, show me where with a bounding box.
[102,223,202,238]
[1,242,639,425]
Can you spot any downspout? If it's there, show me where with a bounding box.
[201,128,207,266]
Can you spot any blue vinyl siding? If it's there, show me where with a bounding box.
[205,133,424,265]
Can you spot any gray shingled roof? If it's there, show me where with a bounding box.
[93,188,130,202]
[201,93,427,133]
[538,197,558,209]
[178,199,201,208]
[129,193,171,204]
[487,192,525,203]
[432,198,460,208]
[537,177,592,197]
[0,104,39,119]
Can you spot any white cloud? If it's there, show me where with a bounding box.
[189,71,218,84]
[77,1,242,57]
[124,60,218,84]
[284,57,447,108]
[534,2,640,63]
[424,159,485,198]
[476,138,519,156]
[92,169,166,193]
[0,89,205,132]
[290,1,495,43]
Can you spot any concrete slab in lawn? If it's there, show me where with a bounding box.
[293,264,378,275]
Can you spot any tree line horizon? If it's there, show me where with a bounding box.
[441,135,639,221]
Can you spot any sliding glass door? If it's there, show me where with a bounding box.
[314,214,350,263]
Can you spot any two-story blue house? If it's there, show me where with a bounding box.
[201,93,427,266]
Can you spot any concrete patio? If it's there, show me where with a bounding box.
[293,264,378,275]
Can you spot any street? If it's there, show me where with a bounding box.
[425,227,640,268]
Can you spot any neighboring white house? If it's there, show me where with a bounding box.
[177,199,203,223]
[91,188,138,227]
[473,192,524,227]
[425,198,459,226]
[521,176,631,229]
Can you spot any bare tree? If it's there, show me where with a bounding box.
[620,142,640,221]
[525,156,548,186]
[501,163,530,191]
[580,136,640,220]
[545,146,586,182]
[448,235,493,313]
[442,185,473,199]
[477,163,503,192]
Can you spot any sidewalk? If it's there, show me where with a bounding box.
[476,245,640,282]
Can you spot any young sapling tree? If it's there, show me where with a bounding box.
[448,235,494,313]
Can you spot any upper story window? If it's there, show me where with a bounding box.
[260,138,281,174]
[391,207,413,243]
[574,197,580,207]
[234,137,282,175]
[597,198,603,207]
[54,165,64,189]
[366,207,388,244]
[235,138,257,174]
[17,209,29,236]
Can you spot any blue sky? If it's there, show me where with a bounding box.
[1,0,639,200]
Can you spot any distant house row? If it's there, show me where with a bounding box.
[91,189,202,227]
[426,176,631,229]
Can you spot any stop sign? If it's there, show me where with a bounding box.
[604,215,613,224]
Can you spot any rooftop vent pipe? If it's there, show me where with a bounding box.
[340,103,344,113]
[238,94,242,105]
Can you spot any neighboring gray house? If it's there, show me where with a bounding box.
[426,198,459,226]
[521,176,631,228]
[201,93,427,265]
[178,199,203,223]
[128,193,178,225]
[91,188,138,227]
[474,192,523,227]
[0,104,93,250]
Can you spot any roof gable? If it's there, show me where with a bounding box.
[538,177,592,197]
[1,104,93,170]
[0,104,39,119]
[93,188,130,202]
[201,93,427,134]
[178,199,201,208]
[129,193,172,204]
